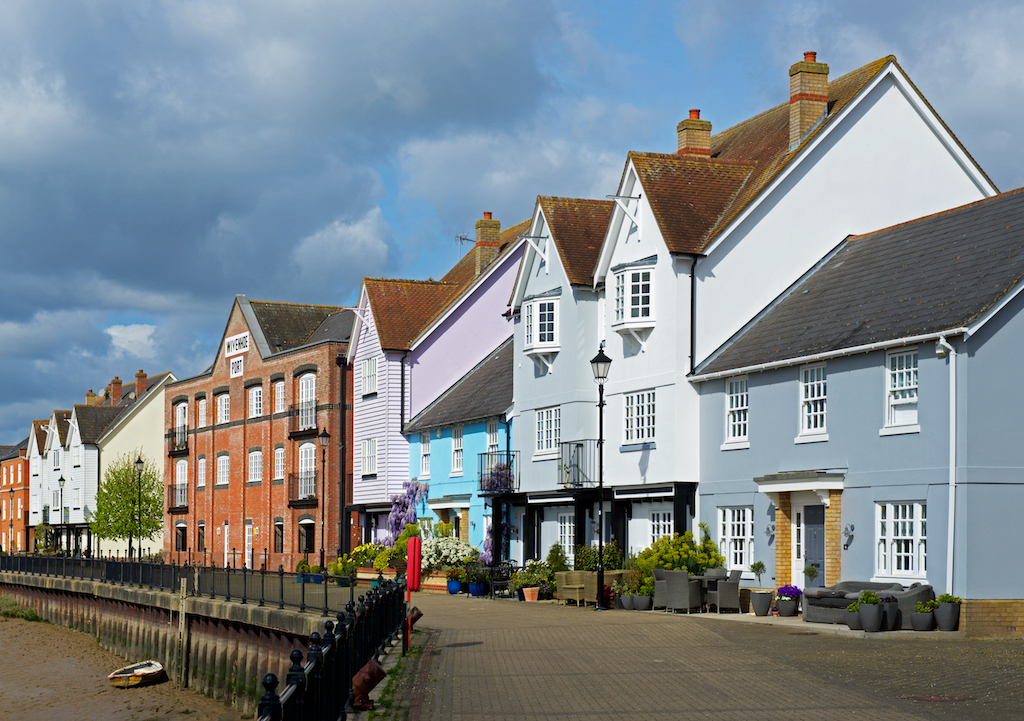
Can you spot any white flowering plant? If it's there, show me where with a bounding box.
[420,535,478,572]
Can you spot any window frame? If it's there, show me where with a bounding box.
[719,506,754,572]
[274,381,285,414]
[274,447,285,480]
[535,406,561,458]
[875,501,927,581]
[523,299,560,353]
[197,398,207,428]
[362,356,378,396]
[298,373,316,431]
[722,377,750,449]
[361,437,377,476]
[624,389,656,444]
[650,511,672,542]
[216,393,230,425]
[298,443,315,497]
[558,512,575,567]
[450,425,464,474]
[882,348,920,435]
[249,386,263,418]
[612,266,655,328]
[197,523,206,553]
[248,451,263,483]
[796,363,827,442]
[197,457,206,488]
[216,455,229,486]
[420,433,430,479]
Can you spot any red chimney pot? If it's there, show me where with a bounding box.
[483,212,492,220]
[689,109,700,120]
[804,51,817,62]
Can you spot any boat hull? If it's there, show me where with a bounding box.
[108,660,164,688]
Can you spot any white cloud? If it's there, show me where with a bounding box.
[105,324,158,359]
[291,208,391,289]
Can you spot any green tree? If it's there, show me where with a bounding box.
[89,451,163,560]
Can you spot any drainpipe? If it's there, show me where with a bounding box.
[335,352,349,556]
[937,335,957,596]
[688,255,697,374]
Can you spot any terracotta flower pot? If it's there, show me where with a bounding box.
[523,586,540,602]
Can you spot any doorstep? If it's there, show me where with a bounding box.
[694,611,966,639]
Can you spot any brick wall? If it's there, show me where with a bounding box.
[824,490,842,586]
[774,493,792,587]
[963,599,1024,638]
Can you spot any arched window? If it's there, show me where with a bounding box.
[298,374,316,430]
[298,443,315,498]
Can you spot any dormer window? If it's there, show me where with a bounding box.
[611,257,656,353]
[523,294,560,374]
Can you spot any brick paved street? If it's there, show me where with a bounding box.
[376,593,1024,721]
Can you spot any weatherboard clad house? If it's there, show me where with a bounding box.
[508,196,614,566]
[348,214,527,542]
[404,338,513,550]
[1,438,29,554]
[509,52,996,568]
[691,188,1024,636]
[163,296,355,571]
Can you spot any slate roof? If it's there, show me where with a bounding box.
[249,301,348,352]
[629,55,993,257]
[698,188,1024,375]
[0,446,13,461]
[31,420,46,454]
[404,338,513,434]
[0,437,27,461]
[304,309,355,347]
[75,405,127,444]
[538,197,615,285]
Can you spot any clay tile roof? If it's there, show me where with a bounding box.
[440,218,532,288]
[53,411,71,445]
[627,156,756,255]
[699,187,1024,374]
[248,301,347,352]
[538,197,615,285]
[74,405,125,444]
[31,420,47,453]
[405,338,513,433]
[364,279,461,351]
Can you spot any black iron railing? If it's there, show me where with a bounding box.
[559,439,598,489]
[289,401,318,436]
[288,472,318,507]
[167,483,188,511]
[477,451,520,495]
[168,425,189,456]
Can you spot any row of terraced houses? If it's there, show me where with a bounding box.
[9,53,1024,634]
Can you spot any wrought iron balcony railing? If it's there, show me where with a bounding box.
[288,400,318,436]
[167,425,189,456]
[167,483,188,512]
[559,439,598,489]
[477,451,520,495]
[287,472,318,507]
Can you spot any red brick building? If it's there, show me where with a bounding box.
[163,295,356,571]
[1,439,29,554]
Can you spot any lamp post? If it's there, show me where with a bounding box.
[135,456,144,563]
[318,427,331,572]
[57,476,65,556]
[590,343,612,611]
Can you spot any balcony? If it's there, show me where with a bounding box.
[167,425,189,457]
[288,472,319,508]
[559,440,598,490]
[167,483,188,513]
[288,400,318,439]
[477,451,520,496]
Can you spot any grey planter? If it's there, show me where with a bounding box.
[845,609,863,630]
[751,591,772,617]
[935,602,961,631]
[881,601,899,631]
[911,611,935,631]
[620,594,634,610]
[777,598,798,617]
[859,603,884,632]
[633,595,652,611]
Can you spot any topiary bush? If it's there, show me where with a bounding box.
[574,544,598,571]
[545,543,570,574]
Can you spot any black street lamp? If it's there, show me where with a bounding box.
[135,456,144,563]
[318,427,331,572]
[57,476,65,555]
[590,343,612,611]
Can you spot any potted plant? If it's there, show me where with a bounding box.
[776,585,801,616]
[295,558,311,583]
[879,595,899,631]
[911,599,938,631]
[845,601,863,630]
[749,561,771,616]
[509,560,552,602]
[935,593,961,631]
[446,567,466,594]
[634,575,654,611]
[857,591,883,632]
[468,565,489,597]
[803,563,820,588]
[611,578,629,610]
[308,564,323,583]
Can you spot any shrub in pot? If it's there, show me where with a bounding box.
[749,561,771,616]
[776,585,801,617]
[935,593,961,631]
[911,599,938,631]
[857,591,883,632]
[633,576,654,611]
[879,595,899,631]
[803,563,820,589]
[845,601,863,630]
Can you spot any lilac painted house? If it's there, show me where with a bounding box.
[347,214,528,541]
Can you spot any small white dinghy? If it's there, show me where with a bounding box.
[108,659,165,688]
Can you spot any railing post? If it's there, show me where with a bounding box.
[241,564,248,605]
[278,565,285,610]
[224,563,232,603]
[300,570,306,613]
[343,604,357,716]
[305,632,323,720]
[257,673,281,721]
[259,562,266,607]
[282,648,306,721]
[321,620,339,719]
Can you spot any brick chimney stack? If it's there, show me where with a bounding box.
[109,377,123,405]
[676,109,712,158]
[473,211,501,277]
[135,370,147,399]
[85,389,99,406]
[789,51,829,149]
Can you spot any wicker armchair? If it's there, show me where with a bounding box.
[555,571,588,605]
[652,569,702,613]
[705,573,741,613]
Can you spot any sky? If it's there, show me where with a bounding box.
[3,0,1024,444]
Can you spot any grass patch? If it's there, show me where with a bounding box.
[0,595,44,622]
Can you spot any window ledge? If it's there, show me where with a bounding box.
[362,392,378,398]
[449,471,464,478]
[871,575,928,585]
[879,424,920,437]
[524,345,560,357]
[720,440,750,451]
[794,433,828,444]
[532,452,559,462]
[214,483,229,489]
[612,319,655,332]
[620,442,656,452]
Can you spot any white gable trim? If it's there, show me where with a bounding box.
[701,60,996,258]
[346,284,374,362]
[510,203,554,310]
[593,162,644,286]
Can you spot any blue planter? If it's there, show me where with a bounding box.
[447,580,462,594]
[469,581,486,597]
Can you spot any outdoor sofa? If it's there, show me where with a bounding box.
[803,581,935,628]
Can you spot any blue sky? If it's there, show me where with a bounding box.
[3,0,1024,444]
